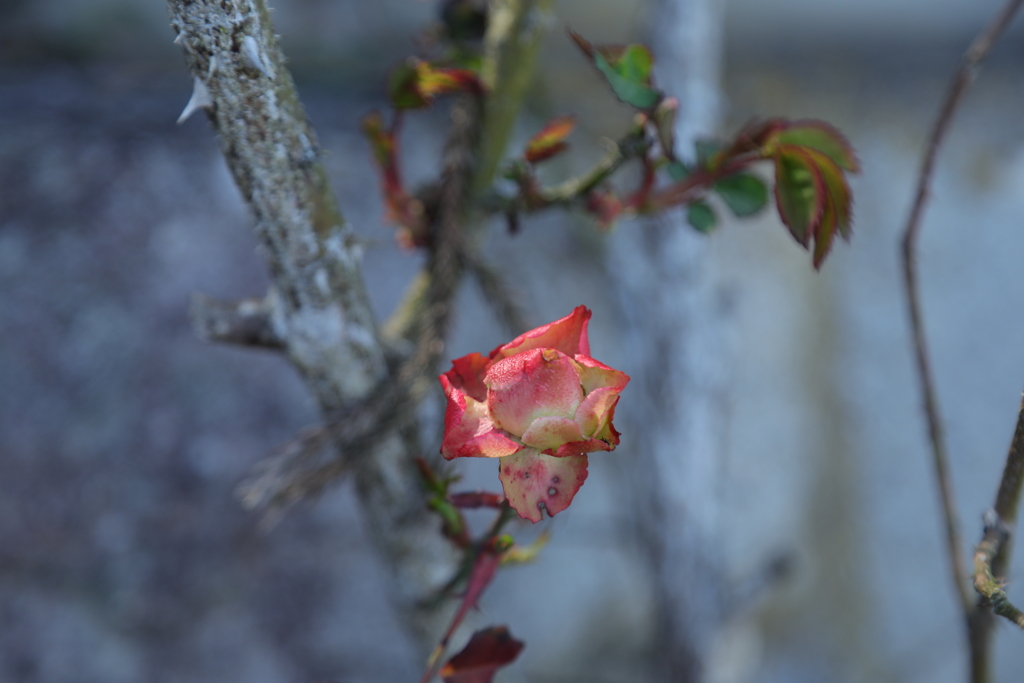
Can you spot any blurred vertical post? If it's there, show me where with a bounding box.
[612,0,727,680]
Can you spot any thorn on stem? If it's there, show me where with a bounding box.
[177,77,213,124]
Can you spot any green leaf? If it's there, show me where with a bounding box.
[715,173,768,217]
[666,160,689,181]
[615,44,654,83]
[773,147,824,246]
[777,122,859,172]
[687,201,717,233]
[593,53,662,109]
[569,31,662,110]
[694,139,722,168]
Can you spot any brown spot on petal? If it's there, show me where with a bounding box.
[551,476,560,483]
[541,348,559,362]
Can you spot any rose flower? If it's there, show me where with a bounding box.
[439,306,629,522]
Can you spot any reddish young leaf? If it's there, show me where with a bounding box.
[802,147,853,241]
[773,146,825,247]
[362,111,395,170]
[524,115,576,164]
[420,537,512,683]
[361,112,428,247]
[775,120,859,172]
[440,627,525,683]
[390,58,483,110]
[812,185,839,269]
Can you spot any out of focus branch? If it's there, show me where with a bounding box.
[897,1,1024,680]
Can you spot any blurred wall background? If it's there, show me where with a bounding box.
[2,1,1024,682]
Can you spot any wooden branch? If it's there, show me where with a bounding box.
[167,0,460,650]
[897,1,1024,680]
[462,249,530,337]
[190,293,283,349]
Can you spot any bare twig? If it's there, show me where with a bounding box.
[898,1,1024,679]
[462,249,530,336]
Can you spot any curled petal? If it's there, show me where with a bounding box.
[520,416,585,452]
[573,354,630,395]
[490,305,592,361]
[441,374,523,460]
[574,386,623,445]
[485,349,584,437]
[444,352,490,402]
[498,448,588,523]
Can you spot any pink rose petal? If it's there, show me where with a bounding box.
[447,352,491,402]
[498,448,589,523]
[574,386,623,443]
[573,354,630,395]
[485,349,584,437]
[520,416,585,452]
[441,374,523,460]
[489,306,592,362]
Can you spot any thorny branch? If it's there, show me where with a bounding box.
[898,0,1024,680]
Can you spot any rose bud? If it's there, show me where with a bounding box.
[439,306,628,522]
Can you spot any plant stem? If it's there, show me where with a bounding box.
[897,1,1024,680]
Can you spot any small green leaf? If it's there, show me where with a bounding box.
[694,139,723,168]
[715,173,768,217]
[777,122,859,172]
[687,201,717,233]
[593,53,662,109]
[666,160,689,181]
[615,44,654,83]
[569,31,662,110]
[773,147,824,245]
